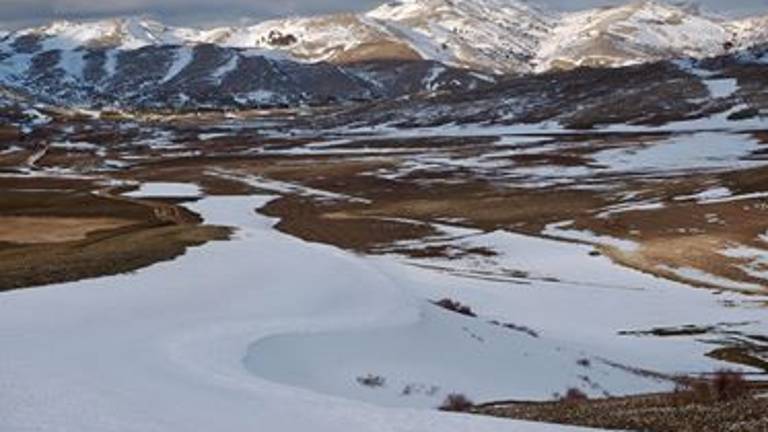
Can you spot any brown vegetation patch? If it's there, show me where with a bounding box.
[477,386,768,432]
[260,196,436,251]
[0,187,229,290]
[0,223,230,291]
[0,216,137,244]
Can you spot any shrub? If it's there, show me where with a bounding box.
[433,298,477,317]
[673,370,749,403]
[439,393,474,412]
[356,374,386,388]
[712,369,748,401]
[560,387,589,404]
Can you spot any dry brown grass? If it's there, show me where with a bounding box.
[477,387,768,432]
[440,394,475,412]
[0,186,229,291]
[0,216,137,244]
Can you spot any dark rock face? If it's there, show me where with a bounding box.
[0,43,494,110]
[309,58,768,130]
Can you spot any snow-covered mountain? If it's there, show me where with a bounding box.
[190,0,768,73]
[537,1,731,70]
[366,0,552,73]
[730,14,768,51]
[0,16,492,109]
[1,0,768,109]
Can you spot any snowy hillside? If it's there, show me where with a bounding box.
[1,0,768,108]
[2,0,768,76]
[730,14,768,51]
[536,1,731,71]
[6,17,188,51]
[366,0,552,73]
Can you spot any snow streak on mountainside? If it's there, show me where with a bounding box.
[2,1,768,74]
[0,16,491,108]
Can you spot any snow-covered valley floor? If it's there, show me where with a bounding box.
[0,186,609,432]
[1,181,766,431]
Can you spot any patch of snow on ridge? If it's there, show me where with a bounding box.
[211,54,239,84]
[423,64,447,91]
[704,78,739,99]
[57,50,86,81]
[658,265,765,292]
[720,245,768,282]
[161,46,194,84]
[674,60,740,99]
[123,182,202,198]
[209,170,372,204]
[543,220,639,252]
[593,132,764,174]
[674,186,732,203]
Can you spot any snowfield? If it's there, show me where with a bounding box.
[0,186,607,432]
[1,182,766,431]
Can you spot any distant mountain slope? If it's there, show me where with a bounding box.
[0,28,492,109]
[1,0,768,109]
[3,0,768,75]
[536,1,731,71]
[366,0,552,73]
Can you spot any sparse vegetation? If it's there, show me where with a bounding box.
[489,320,539,338]
[356,374,386,388]
[479,370,762,432]
[559,388,589,404]
[433,298,477,317]
[439,393,474,412]
[674,369,749,403]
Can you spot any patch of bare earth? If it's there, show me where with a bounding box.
[0,216,137,244]
[0,185,230,291]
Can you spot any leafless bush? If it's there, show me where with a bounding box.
[433,298,477,317]
[712,369,748,401]
[439,393,474,412]
[559,387,589,404]
[356,374,386,388]
[673,370,749,403]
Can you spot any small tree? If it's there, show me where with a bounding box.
[560,387,589,404]
[439,393,474,412]
[712,369,748,401]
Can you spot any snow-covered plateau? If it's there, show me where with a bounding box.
[0,180,766,430]
[0,185,615,432]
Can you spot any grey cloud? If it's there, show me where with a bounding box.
[1,0,767,29]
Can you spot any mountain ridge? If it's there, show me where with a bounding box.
[1,0,768,110]
[3,0,768,74]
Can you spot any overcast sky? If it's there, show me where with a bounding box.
[1,0,767,29]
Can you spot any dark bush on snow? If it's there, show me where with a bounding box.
[712,369,749,401]
[433,298,477,317]
[674,369,749,403]
[559,388,589,404]
[356,374,386,388]
[439,393,474,412]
